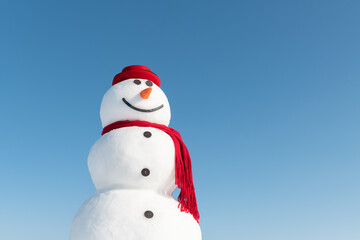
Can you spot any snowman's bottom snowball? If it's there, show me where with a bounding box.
[70,189,201,240]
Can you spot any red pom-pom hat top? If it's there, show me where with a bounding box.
[112,65,161,87]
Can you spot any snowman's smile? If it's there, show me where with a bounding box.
[122,98,164,113]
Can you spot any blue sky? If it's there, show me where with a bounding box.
[1,0,359,239]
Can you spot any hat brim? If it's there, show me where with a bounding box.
[112,70,161,87]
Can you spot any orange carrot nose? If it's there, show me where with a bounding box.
[140,87,152,99]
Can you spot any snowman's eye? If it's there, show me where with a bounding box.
[133,79,141,85]
[146,81,153,87]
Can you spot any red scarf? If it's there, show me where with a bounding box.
[102,120,200,222]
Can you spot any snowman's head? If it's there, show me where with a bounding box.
[100,66,171,127]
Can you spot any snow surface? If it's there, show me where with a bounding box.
[70,189,201,240]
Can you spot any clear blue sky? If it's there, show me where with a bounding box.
[1,1,359,239]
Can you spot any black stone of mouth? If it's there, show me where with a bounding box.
[122,98,164,113]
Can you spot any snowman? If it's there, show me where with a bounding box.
[70,65,201,240]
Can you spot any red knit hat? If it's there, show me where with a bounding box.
[112,65,161,87]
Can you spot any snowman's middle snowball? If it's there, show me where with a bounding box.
[88,126,176,193]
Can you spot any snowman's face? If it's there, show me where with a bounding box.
[100,78,171,127]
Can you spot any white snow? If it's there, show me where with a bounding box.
[88,126,176,194]
[70,189,201,240]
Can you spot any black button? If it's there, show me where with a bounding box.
[144,210,154,218]
[141,168,150,177]
[146,81,153,87]
[133,79,141,85]
[143,131,152,138]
